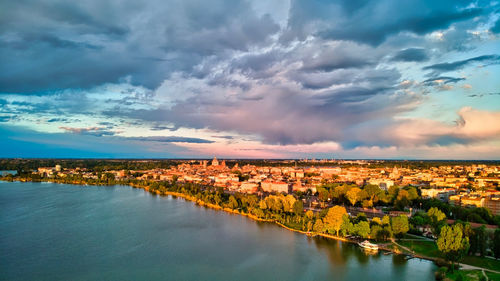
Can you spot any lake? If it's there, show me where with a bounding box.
[0,181,436,280]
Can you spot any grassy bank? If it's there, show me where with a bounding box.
[399,240,500,273]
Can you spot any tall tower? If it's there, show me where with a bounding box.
[212,157,219,166]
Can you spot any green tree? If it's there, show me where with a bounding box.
[437,224,470,272]
[407,187,419,201]
[428,207,447,234]
[313,219,325,233]
[293,200,304,217]
[370,225,382,240]
[284,195,296,213]
[391,215,409,237]
[332,185,348,202]
[323,206,348,235]
[228,195,239,209]
[364,184,381,205]
[306,220,314,232]
[340,215,353,237]
[305,210,314,220]
[346,187,362,206]
[469,225,487,257]
[388,185,399,201]
[382,215,391,226]
[371,217,382,225]
[354,221,371,238]
[493,229,500,259]
[259,200,268,210]
[317,187,329,204]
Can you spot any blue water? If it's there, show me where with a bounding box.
[0,181,436,280]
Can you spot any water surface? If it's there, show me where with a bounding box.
[0,181,436,280]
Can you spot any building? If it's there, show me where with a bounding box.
[368,179,394,190]
[211,157,219,166]
[485,196,500,216]
[421,188,456,201]
[261,180,289,194]
[239,182,258,194]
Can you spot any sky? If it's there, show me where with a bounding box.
[0,0,499,159]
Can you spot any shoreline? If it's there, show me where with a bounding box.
[3,179,437,263]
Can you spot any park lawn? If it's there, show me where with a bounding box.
[486,271,500,281]
[461,256,500,273]
[399,240,500,272]
[446,270,485,281]
[398,240,440,257]
[402,233,428,240]
[446,269,500,281]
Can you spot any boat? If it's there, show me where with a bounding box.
[358,240,379,250]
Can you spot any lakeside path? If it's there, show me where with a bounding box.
[5,179,500,274]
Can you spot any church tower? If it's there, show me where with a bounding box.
[212,157,219,166]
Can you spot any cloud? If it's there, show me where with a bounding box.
[423,54,500,73]
[365,108,500,147]
[300,41,376,72]
[125,136,214,143]
[1,0,499,159]
[211,135,235,139]
[59,126,214,143]
[59,126,117,137]
[103,64,415,146]
[391,48,429,62]
[468,92,500,98]
[48,117,71,123]
[0,0,280,93]
[149,124,178,131]
[282,0,483,46]
[422,76,466,85]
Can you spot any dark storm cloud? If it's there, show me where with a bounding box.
[103,71,410,146]
[391,48,429,62]
[282,0,483,46]
[423,55,500,73]
[300,43,375,72]
[290,67,400,90]
[0,0,280,93]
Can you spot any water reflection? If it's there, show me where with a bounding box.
[312,237,349,266]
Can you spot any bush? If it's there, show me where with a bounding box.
[434,271,445,280]
[455,273,463,281]
[434,267,448,280]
